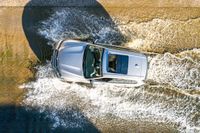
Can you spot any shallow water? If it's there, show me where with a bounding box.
[1,6,200,133]
[22,7,200,132]
[21,49,200,132]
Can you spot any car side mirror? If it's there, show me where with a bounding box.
[90,79,94,87]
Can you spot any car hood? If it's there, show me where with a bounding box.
[57,42,87,77]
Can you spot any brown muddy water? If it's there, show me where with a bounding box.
[0,5,200,133]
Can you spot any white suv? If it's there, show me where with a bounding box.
[51,40,148,86]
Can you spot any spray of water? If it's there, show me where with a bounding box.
[38,8,125,45]
[117,18,200,53]
[38,7,200,53]
[148,51,200,89]
[21,49,200,132]
[21,7,200,132]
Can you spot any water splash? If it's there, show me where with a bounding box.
[21,56,200,132]
[118,18,200,53]
[28,7,200,132]
[38,8,200,53]
[148,50,200,89]
[38,8,125,45]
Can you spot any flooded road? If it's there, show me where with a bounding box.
[21,51,200,132]
[0,4,200,133]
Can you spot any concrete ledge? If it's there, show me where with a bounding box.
[1,0,200,7]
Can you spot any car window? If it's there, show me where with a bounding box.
[107,54,129,74]
[83,45,104,78]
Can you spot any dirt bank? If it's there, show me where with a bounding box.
[1,0,200,7]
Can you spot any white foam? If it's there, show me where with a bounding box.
[148,51,200,89]
[21,58,200,132]
[38,8,124,45]
[28,8,200,132]
[117,18,200,53]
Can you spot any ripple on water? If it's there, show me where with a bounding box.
[148,51,200,90]
[38,8,125,45]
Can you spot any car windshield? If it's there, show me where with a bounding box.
[83,45,104,78]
